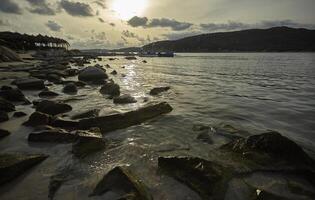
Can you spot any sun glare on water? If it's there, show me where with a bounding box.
[112,0,148,20]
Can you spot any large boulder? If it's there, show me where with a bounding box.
[79,102,173,133]
[36,100,72,116]
[0,129,10,139]
[78,66,108,82]
[0,88,29,103]
[23,111,52,127]
[38,90,59,98]
[13,78,45,90]
[0,98,15,112]
[221,131,315,166]
[113,94,137,104]
[149,86,170,95]
[90,166,152,199]
[0,153,48,185]
[99,82,120,96]
[0,111,9,122]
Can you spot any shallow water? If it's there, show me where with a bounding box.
[0,53,315,199]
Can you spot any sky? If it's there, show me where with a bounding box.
[0,0,314,49]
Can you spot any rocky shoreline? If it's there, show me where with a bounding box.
[0,52,314,199]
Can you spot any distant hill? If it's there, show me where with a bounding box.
[142,27,315,52]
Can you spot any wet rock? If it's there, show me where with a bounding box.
[39,90,59,98]
[0,129,10,139]
[13,78,45,90]
[28,128,78,143]
[0,111,9,122]
[72,131,106,158]
[0,153,48,185]
[79,102,173,133]
[105,64,111,68]
[1,85,12,90]
[0,98,15,112]
[90,166,152,200]
[197,131,213,144]
[149,86,170,95]
[125,56,137,60]
[221,131,315,166]
[36,100,72,116]
[50,118,79,129]
[256,190,292,200]
[99,82,120,96]
[13,111,27,117]
[78,66,108,82]
[0,88,29,103]
[142,60,147,63]
[62,83,78,94]
[71,109,100,120]
[48,169,70,200]
[65,68,78,76]
[23,111,52,127]
[110,70,118,75]
[158,156,229,199]
[113,94,137,104]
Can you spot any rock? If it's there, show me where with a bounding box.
[1,85,12,90]
[65,68,78,76]
[99,82,120,96]
[0,111,9,122]
[0,153,48,185]
[149,86,170,95]
[13,78,45,90]
[0,129,10,139]
[197,131,213,144]
[62,83,78,94]
[79,102,173,133]
[72,131,106,157]
[23,111,52,127]
[36,100,72,116]
[110,70,118,75]
[90,166,152,199]
[78,66,108,82]
[38,90,59,98]
[113,94,137,104]
[0,98,15,112]
[0,88,29,103]
[158,156,228,199]
[71,109,100,120]
[142,60,147,63]
[105,64,111,68]
[125,56,137,60]
[50,118,79,129]
[221,131,315,166]
[47,74,62,84]
[28,128,78,143]
[13,111,27,117]
[48,168,70,200]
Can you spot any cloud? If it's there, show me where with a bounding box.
[147,18,193,31]
[109,22,115,27]
[0,19,10,26]
[46,20,62,32]
[0,0,22,14]
[98,18,105,23]
[93,0,106,9]
[26,0,56,15]
[60,0,93,16]
[94,31,106,40]
[200,21,249,32]
[163,31,202,40]
[127,16,192,31]
[127,16,148,27]
[122,30,145,43]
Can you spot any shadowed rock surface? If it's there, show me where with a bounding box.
[78,66,108,82]
[90,166,153,200]
[149,87,170,95]
[36,100,72,116]
[0,129,10,139]
[0,153,48,185]
[113,94,137,104]
[13,78,45,90]
[28,128,78,143]
[99,81,120,97]
[71,109,100,120]
[0,98,15,112]
[23,111,52,127]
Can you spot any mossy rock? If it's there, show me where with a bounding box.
[0,153,48,185]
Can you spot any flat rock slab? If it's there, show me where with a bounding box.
[28,128,78,143]
[149,87,170,95]
[36,100,72,116]
[14,78,45,90]
[0,153,48,185]
[79,102,173,133]
[90,166,152,200]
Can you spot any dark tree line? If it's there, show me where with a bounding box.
[0,32,70,50]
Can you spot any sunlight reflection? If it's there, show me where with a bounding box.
[111,0,148,20]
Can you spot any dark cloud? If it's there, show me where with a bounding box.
[109,22,115,27]
[259,20,315,29]
[0,0,22,14]
[147,18,193,31]
[127,16,192,31]
[93,0,106,9]
[46,20,62,32]
[26,0,56,15]
[98,18,105,23]
[127,16,148,27]
[60,0,93,17]
[122,30,137,38]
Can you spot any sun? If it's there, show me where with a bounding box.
[112,0,148,20]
